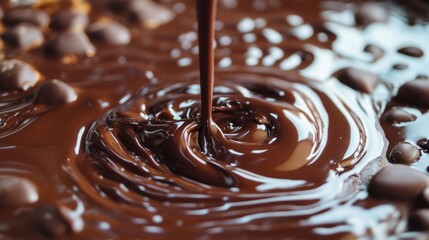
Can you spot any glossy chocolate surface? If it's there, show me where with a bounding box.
[0,0,429,239]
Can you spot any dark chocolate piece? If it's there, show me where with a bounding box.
[398,47,424,58]
[0,59,40,91]
[87,21,131,46]
[0,177,38,209]
[384,107,417,124]
[33,80,77,105]
[369,165,429,202]
[395,80,429,108]
[50,9,88,31]
[33,204,71,238]
[2,23,44,50]
[336,67,378,93]
[3,8,49,27]
[45,30,95,58]
[128,0,175,29]
[388,142,421,165]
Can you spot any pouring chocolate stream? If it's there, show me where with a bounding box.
[196,0,217,155]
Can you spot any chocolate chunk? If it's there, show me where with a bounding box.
[336,67,378,93]
[0,7,3,20]
[364,44,384,61]
[398,47,424,58]
[0,177,38,209]
[369,165,429,202]
[395,80,429,108]
[50,9,88,31]
[389,142,421,165]
[33,80,77,105]
[33,204,71,238]
[384,107,417,124]
[355,3,389,26]
[87,21,131,46]
[45,30,95,58]
[2,23,44,50]
[128,0,175,29]
[409,209,429,231]
[0,59,40,91]
[3,8,49,28]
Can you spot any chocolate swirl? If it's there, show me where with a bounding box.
[71,68,386,236]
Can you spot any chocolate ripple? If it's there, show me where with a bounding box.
[71,69,385,236]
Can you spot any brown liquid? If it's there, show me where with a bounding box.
[196,0,217,155]
[0,0,429,239]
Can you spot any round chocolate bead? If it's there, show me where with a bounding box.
[33,80,77,105]
[0,59,40,91]
[0,177,39,209]
[336,67,378,94]
[396,80,429,108]
[389,142,421,165]
[369,165,429,202]
[87,21,131,46]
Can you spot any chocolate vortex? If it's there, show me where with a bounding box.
[71,68,385,237]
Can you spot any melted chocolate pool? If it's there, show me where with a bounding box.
[0,0,429,239]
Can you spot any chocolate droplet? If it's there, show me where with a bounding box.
[128,0,175,29]
[364,44,384,61]
[409,209,429,231]
[398,47,424,58]
[33,204,71,238]
[3,8,49,28]
[369,165,429,202]
[355,3,388,26]
[45,30,95,58]
[416,75,428,80]
[393,64,408,70]
[3,23,44,50]
[0,59,40,91]
[336,67,378,93]
[389,142,421,165]
[87,21,131,46]
[384,107,418,124]
[33,80,77,105]
[395,80,429,108]
[0,177,39,209]
[50,9,89,31]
